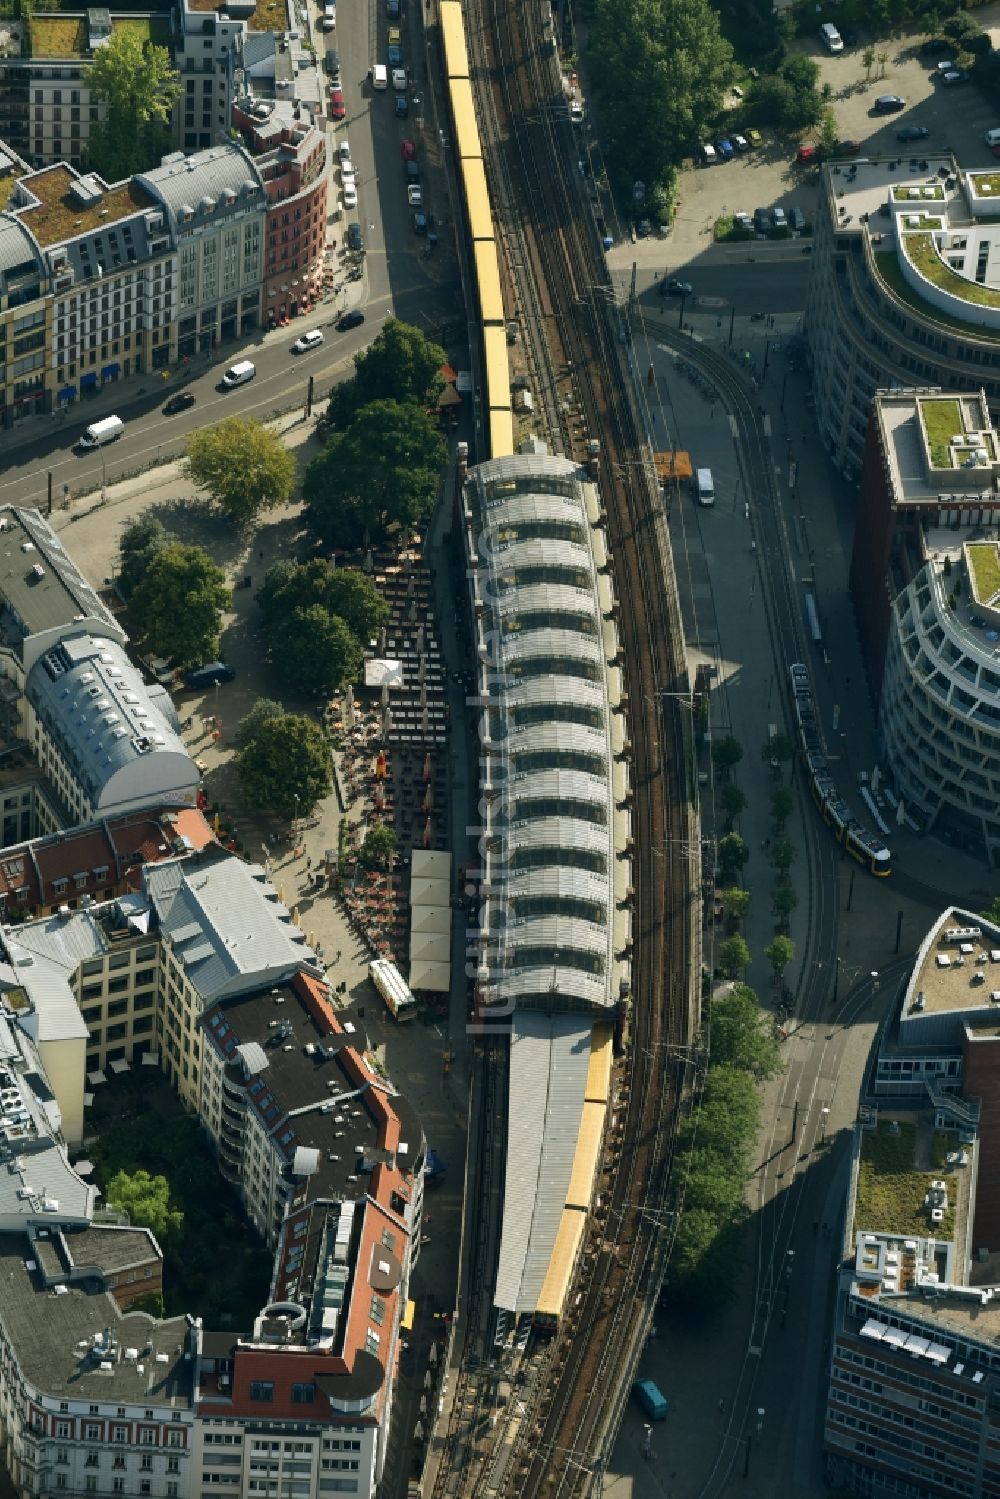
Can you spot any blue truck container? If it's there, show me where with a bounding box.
[633,1378,668,1421]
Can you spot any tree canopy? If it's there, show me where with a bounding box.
[117,515,171,602]
[129,541,229,666]
[85,28,179,181]
[106,1168,183,1245]
[707,983,782,1080]
[361,825,397,868]
[281,604,364,695]
[235,713,332,819]
[718,934,751,979]
[765,935,795,977]
[303,400,445,548]
[258,560,387,641]
[186,418,297,523]
[236,698,285,747]
[589,0,732,194]
[750,54,825,133]
[326,318,447,428]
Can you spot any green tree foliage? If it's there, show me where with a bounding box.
[588,0,732,192]
[117,515,171,601]
[719,886,751,922]
[707,983,782,1079]
[129,542,228,666]
[281,605,364,694]
[235,698,285,747]
[719,781,747,827]
[686,1064,762,1154]
[818,109,840,157]
[765,934,795,978]
[186,418,296,523]
[107,1168,183,1245]
[982,896,1000,926]
[772,883,798,920]
[304,400,445,549]
[718,934,751,979]
[717,831,749,882]
[769,836,796,873]
[751,54,824,132]
[761,730,794,767]
[326,318,447,429]
[258,560,387,642]
[85,28,179,180]
[711,734,743,773]
[361,825,397,868]
[770,785,794,829]
[235,713,331,819]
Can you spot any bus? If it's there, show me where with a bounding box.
[804,592,822,645]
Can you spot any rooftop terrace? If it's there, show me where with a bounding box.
[27,13,170,58]
[903,907,1000,1019]
[13,165,156,249]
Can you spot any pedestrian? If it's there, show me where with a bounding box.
[335,949,342,962]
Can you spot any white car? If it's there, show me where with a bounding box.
[392,67,406,91]
[292,329,324,353]
[569,100,584,125]
[343,182,358,208]
[338,139,352,164]
[406,184,422,207]
[322,3,336,27]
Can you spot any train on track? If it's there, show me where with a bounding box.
[789,662,891,876]
[440,0,514,458]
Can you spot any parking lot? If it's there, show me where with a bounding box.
[615,4,1000,279]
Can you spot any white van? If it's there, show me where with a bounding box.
[78,414,124,449]
[221,360,256,389]
[372,63,388,89]
[695,467,715,507]
[986,128,1000,148]
[820,22,843,52]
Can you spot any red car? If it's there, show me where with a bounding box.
[330,87,346,120]
[796,143,817,163]
[400,137,416,161]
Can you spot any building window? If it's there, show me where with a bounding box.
[292,1384,315,1404]
[249,1382,274,1403]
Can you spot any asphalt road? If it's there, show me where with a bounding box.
[613,245,812,318]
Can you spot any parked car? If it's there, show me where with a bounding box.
[387,41,402,65]
[745,127,762,147]
[401,137,416,160]
[569,99,584,125]
[716,138,734,161]
[753,206,770,233]
[733,212,753,232]
[834,138,861,155]
[342,181,358,208]
[392,67,407,90]
[184,662,235,689]
[163,391,195,415]
[772,206,787,229]
[665,278,692,295]
[324,48,340,81]
[701,142,717,164]
[789,206,806,231]
[405,160,420,182]
[321,1,336,29]
[387,24,401,46]
[330,86,346,119]
[386,0,400,15]
[873,94,906,113]
[292,329,324,354]
[796,143,817,163]
[394,94,409,117]
[940,69,967,86]
[733,133,748,152]
[897,124,930,141]
[339,138,352,164]
[407,183,423,207]
[412,211,427,234]
[347,221,364,253]
[934,58,957,74]
[338,309,365,331]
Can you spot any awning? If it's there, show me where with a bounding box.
[109,1059,129,1074]
[80,372,98,387]
[140,1051,160,1067]
[101,363,120,379]
[87,1070,106,1086]
[58,385,76,402]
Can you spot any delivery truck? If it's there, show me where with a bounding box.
[369,958,417,1021]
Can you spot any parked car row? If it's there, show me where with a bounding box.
[700,128,762,165]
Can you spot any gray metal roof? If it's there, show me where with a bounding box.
[0,507,121,654]
[144,849,321,1004]
[494,1012,593,1316]
[26,635,198,815]
[0,1028,94,1231]
[138,143,264,236]
[0,217,43,282]
[466,454,622,1013]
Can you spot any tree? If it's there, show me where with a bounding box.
[718,934,751,979]
[304,400,446,549]
[818,109,840,158]
[186,418,297,524]
[876,50,888,80]
[761,730,794,769]
[236,698,285,747]
[862,44,876,81]
[326,319,447,428]
[711,735,743,774]
[753,54,824,133]
[719,887,751,923]
[281,605,364,694]
[769,837,796,873]
[361,825,397,868]
[764,934,795,979]
[707,983,782,1079]
[588,0,733,193]
[719,781,747,827]
[106,1169,183,1245]
[258,560,387,642]
[129,542,229,666]
[717,831,749,883]
[681,1064,761,1155]
[772,883,799,921]
[770,785,794,830]
[85,28,179,180]
[983,896,1000,926]
[236,713,331,819]
[117,514,171,601]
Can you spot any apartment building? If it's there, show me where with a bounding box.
[806,153,1000,477]
[232,98,328,324]
[820,905,1000,1497]
[0,845,423,1499]
[850,388,1000,861]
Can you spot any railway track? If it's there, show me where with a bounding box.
[434,0,701,1493]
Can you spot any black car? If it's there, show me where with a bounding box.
[897,124,930,142]
[346,221,365,253]
[412,210,427,234]
[405,160,420,182]
[872,94,906,114]
[184,661,235,689]
[753,206,770,233]
[324,48,340,81]
[337,309,365,331]
[386,0,400,14]
[162,391,195,416]
[665,277,692,296]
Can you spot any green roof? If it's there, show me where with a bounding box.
[854,1121,955,1241]
[919,397,963,468]
[967,542,1000,607]
[905,231,1000,311]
